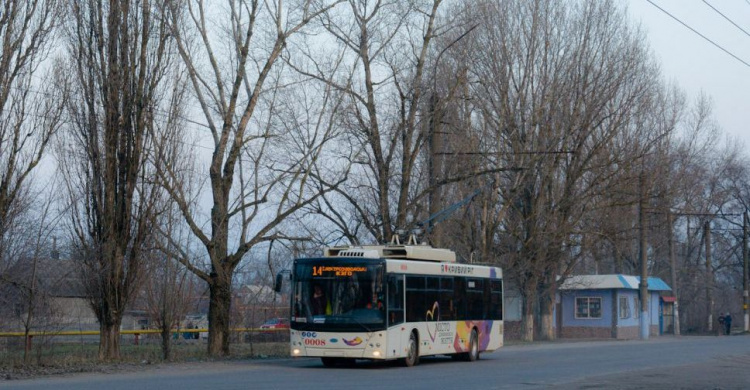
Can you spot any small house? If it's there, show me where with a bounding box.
[557,275,671,339]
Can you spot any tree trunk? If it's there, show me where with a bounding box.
[23,330,31,364]
[208,278,232,356]
[521,288,536,342]
[160,326,172,361]
[99,318,122,361]
[538,289,556,341]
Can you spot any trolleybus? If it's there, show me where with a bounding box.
[277,241,503,367]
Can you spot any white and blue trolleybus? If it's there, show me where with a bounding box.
[277,240,503,367]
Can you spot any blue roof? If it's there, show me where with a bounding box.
[560,274,671,291]
[636,276,671,291]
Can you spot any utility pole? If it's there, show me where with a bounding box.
[427,93,443,246]
[705,221,714,333]
[668,210,680,335]
[639,173,649,340]
[744,211,748,332]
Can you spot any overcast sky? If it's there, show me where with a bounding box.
[627,0,750,147]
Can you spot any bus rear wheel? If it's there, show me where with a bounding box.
[466,329,479,362]
[403,332,420,367]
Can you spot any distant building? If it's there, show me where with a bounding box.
[0,256,96,332]
[557,274,671,339]
[1,256,159,334]
[501,274,672,340]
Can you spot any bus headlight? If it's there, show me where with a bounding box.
[372,351,381,357]
[293,348,301,355]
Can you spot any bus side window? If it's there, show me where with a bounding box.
[454,277,466,320]
[467,279,483,319]
[388,275,404,325]
[440,277,454,321]
[405,276,425,322]
[490,279,503,320]
[483,280,492,320]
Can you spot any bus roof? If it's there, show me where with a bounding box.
[324,244,456,263]
[385,258,502,279]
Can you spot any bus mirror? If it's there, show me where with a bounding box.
[274,273,283,293]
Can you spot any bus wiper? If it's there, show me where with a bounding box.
[328,313,373,333]
[347,313,373,333]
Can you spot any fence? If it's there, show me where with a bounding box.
[0,327,289,364]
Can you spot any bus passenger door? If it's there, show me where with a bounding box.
[386,274,405,358]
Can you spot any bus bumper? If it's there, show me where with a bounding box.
[290,331,387,360]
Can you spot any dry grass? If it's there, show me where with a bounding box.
[0,337,290,380]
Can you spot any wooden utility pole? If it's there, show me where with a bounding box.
[639,173,649,340]
[744,212,748,332]
[705,221,714,333]
[668,210,680,335]
[427,93,443,246]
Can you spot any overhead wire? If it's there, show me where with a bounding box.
[702,0,750,38]
[645,0,750,69]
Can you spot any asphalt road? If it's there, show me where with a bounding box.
[3,335,750,389]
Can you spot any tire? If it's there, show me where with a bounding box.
[466,329,479,362]
[403,331,420,367]
[321,357,338,367]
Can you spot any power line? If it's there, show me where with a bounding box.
[646,0,750,69]
[435,150,574,156]
[702,0,750,39]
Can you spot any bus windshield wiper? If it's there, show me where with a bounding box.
[347,313,373,333]
[328,313,374,333]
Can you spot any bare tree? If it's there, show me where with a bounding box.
[158,0,345,356]
[0,181,67,364]
[286,0,479,246]
[144,246,196,361]
[60,0,174,360]
[0,0,63,269]
[461,0,665,341]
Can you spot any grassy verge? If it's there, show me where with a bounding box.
[0,340,289,380]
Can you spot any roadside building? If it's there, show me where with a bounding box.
[557,274,671,339]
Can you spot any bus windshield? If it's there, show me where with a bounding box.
[292,259,385,332]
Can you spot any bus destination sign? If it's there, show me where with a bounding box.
[312,266,367,277]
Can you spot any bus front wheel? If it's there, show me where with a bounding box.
[321,357,338,367]
[403,332,420,367]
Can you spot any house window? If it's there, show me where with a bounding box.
[619,296,630,319]
[575,297,602,319]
